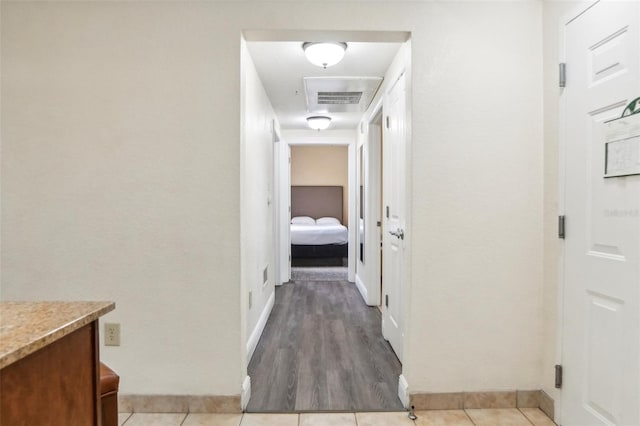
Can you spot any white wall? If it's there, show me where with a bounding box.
[405,2,544,392]
[1,1,547,399]
[0,1,243,395]
[240,39,277,365]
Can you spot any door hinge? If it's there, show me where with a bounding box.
[559,63,566,88]
[555,364,563,389]
[385,294,389,307]
[386,116,390,129]
[386,206,390,218]
[558,215,566,239]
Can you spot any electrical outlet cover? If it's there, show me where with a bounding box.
[104,323,120,346]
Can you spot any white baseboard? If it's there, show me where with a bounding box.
[354,273,370,305]
[241,376,251,410]
[398,374,410,408]
[246,290,275,363]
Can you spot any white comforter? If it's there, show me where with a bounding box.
[291,223,348,245]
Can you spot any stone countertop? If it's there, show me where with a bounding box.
[0,301,115,369]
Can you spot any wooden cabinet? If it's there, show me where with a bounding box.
[1,322,100,425]
[0,302,114,426]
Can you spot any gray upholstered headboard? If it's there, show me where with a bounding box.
[291,186,343,224]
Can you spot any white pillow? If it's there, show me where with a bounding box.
[291,216,315,225]
[316,217,341,226]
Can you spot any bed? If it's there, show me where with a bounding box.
[291,186,348,266]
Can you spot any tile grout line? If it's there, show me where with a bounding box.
[464,409,477,426]
[463,409,477,426]
[517,408,536,426]
[240,412,248,426]
[120,412,132,425]
[180,412,188,426]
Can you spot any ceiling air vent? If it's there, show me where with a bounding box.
[304,77,383,113]
[318,92,363,105]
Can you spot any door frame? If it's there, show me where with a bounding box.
[247,31,413,409]
[558,2,599,422]
[355,100,383,307]
[278,131,357,283]
[354,39,412,406]
[380,70,407,364]
[273,122,290,286]
[557,3,596,419]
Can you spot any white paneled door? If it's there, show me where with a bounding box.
[562,1,640,425]
[382,73,407,363]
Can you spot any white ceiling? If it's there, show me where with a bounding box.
[246,41,402,131]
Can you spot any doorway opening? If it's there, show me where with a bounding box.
[240,30,412,412]
[290,144,350,271]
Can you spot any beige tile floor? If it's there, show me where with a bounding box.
[118,408,556,425]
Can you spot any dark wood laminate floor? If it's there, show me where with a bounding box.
[246,279,403,412]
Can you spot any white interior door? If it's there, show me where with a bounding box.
[382,73,407,363]
[562,2,640,425]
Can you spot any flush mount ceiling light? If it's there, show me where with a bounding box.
[302,42,348,69]
[306,116,331,130]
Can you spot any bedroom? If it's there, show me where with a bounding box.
[290,145,349,270]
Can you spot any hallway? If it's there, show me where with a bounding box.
[246,276,402,412]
